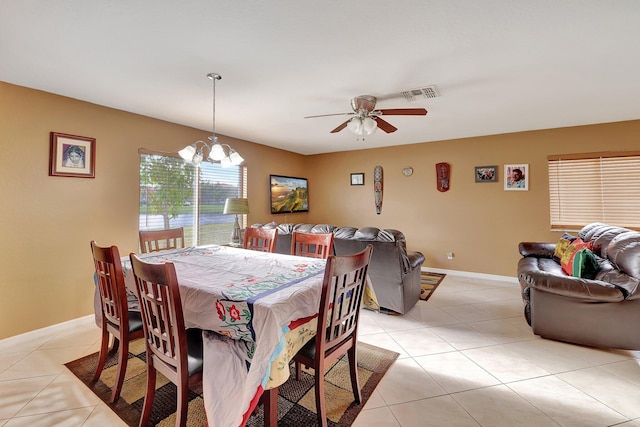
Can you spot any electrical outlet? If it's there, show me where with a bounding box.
[447,252,454,260]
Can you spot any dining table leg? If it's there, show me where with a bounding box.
[263,387,278,426]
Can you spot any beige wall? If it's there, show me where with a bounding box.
[2,81,639,339]
[0,82,306,339]
[304,121,640,276]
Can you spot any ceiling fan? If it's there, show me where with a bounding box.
[304,95,428,135]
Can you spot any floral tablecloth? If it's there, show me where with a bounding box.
[119,245,326,427]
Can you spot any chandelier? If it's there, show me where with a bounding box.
[179,73,244,168]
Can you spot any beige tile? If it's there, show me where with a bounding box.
[370,312,427,333]
[467,317,536,344]
[414,352,500,393]
[462,345,550,383]
[430,323,497,350]
[452,384,560,427]
[375,358,446,405]
[358,332,409,359]
[406,305,463,327]
[15,372,101,417]
[558,366,640,419]
[386,327,456,357]
[501,339,596,373]
[0,375,56,419]
[3,407,92,427]
[389,395,480,427]
[82,403,128,426]
[507,375,628,427]
[361,389,387,410]
[0,346,92,381]
[352,406,401,427]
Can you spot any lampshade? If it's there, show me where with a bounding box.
[363,116,378,134]
[347,117,362,133]
[223,198,249,215]
[208,143,226,161]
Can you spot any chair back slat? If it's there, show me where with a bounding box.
[319,245,373,351]
[243,227,278,252]
[139,227,185,253]
[130,254,188,376]
[291,231,334,259]
[91,242,127,328]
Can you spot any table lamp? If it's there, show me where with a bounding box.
[223,198,249,245]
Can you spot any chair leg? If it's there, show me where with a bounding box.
[314,365,328,427]
[295,361,302,380]
[93,329,109,381]
[110,336,130,403]
[176,376,189,427]
[348,346,362,404]
[139,365,156,427]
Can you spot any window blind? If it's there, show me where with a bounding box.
[548,151,640,230]
[139,150,245,246]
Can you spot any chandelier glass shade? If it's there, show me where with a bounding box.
[179,73,244,168]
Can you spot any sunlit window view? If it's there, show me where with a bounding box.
[139,152,246,246]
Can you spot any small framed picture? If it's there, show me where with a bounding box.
[49,132,96,178]
[504,164,528,191]
[350,173,364,186]
[475,165,498,183]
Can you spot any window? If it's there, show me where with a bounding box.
[548,151,640,231]
[139,150,247,246]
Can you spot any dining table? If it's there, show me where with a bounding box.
[118,244,328,427]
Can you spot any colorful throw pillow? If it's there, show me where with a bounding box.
[561,245,599,279]
[554,232,578,261]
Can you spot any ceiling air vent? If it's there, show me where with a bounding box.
[401,85,440,102]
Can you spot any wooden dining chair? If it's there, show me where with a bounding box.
[129,253,204,427]
[290,231,334,259]
[90,241,145,403]
[243,227,278,252]
[139,227,185,253]
[293,244,374,427]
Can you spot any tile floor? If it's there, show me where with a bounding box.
[2,273,640,426]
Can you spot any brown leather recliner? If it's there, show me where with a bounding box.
[518,222,640,350]
[252,223,425,314]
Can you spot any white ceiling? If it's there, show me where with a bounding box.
[2,1,640,155]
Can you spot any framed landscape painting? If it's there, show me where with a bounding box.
[270,174,309,214]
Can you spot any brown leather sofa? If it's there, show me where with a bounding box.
[518,222,640,350]
[251,223,425,314]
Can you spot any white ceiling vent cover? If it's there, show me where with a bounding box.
[401,85,440,102]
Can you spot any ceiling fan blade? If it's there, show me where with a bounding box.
[377,108,428,116]
[374,117,398,133]
[304,112,352,119]
[330,120,349,133]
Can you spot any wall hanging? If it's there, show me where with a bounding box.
[436,162,450,192]
[374,165,383,214]
[49,132,96,178]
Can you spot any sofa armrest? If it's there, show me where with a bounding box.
[521,269,624,302]
[407,251,425,270]
[519,242,556,259]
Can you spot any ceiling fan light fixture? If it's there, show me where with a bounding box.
[363,116,377,134]
[347,117,362,134]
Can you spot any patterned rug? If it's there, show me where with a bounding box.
[65,338,398,427]
[420,271,446,301]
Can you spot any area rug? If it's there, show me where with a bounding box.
[65,338,399,427]
[420,271,446,301]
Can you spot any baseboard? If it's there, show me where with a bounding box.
[0,314,94,343]
[421,267,518,284]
